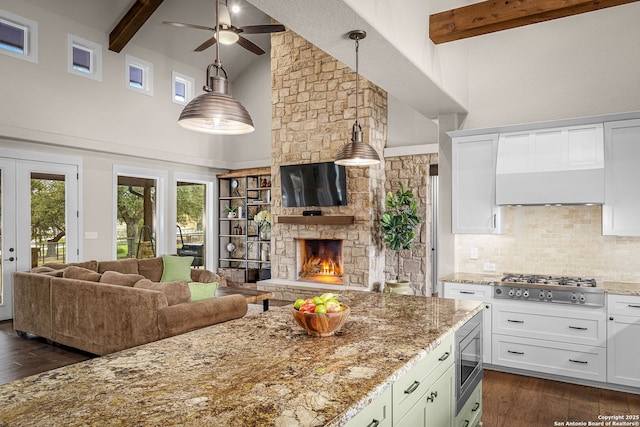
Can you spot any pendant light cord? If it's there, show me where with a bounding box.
[215,0,221,77]
[355,37,360,128]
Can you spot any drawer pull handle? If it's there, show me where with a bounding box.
[426,391,438,402]
[569,359,588,364]
[628,304,640,309]
[460,291,475,294]
[463,421,470,427]
[365,420,380,427]
[438,351,450,362]
[404,381,420,394]
[508,350,525,355]
[507,319,524,323]
[569,326,587,331]
[472,402,480,412]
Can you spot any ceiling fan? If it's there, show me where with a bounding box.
[162,1,285,55]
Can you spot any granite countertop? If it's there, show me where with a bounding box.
[440,272,503,285]
[0,291,482,427]
[603,281,640,296]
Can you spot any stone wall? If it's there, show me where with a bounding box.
[384,154,438,296]
[270,29,387,289]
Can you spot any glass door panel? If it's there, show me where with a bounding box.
[116,176,157,259]
[30,173,67,266]
[176,181,206,268]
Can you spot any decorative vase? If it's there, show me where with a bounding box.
[384,280,414,295]
[227,211,237,219]
[259,224,271,241]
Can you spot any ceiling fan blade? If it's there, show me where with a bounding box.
[162,21,215,32]
[239,24,286,34]
[236,35,265,55]
[194,36,217,52]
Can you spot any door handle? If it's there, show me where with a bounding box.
[3,257,15,262]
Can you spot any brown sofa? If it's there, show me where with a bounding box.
[13,257,247,355]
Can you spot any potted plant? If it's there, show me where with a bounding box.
[224,205,238,218]
[380,182,423,294]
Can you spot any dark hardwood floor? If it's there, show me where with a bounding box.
[2,319,639,426]
[482,369,640,426]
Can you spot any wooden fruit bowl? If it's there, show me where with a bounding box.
[292,304,350,337]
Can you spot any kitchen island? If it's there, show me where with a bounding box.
[0,291,482,426]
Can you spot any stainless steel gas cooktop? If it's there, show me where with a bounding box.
[494,273,605,307]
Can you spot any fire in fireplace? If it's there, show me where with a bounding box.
[296,239,343,285]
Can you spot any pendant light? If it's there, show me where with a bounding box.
[335,30,381,167]
[178,0,254,135]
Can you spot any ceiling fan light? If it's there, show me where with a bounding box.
[216,29,240,45]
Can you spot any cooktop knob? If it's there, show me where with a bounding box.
[571,294,578,301]
[547,291,553,299]
[539,291,545,299]
[515,290,522,297]
[580,295,586,303]
[508,288,515,297]
[496,288,503,295]
[523,290,530,298]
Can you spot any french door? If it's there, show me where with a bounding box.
[0,155,79,320]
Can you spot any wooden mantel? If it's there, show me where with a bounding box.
[277,215,355,225]
[429,0,640,44]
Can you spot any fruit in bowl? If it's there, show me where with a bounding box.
[292,293,350,337]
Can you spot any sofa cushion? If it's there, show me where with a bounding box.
[188,282,219,301]
[137,257,164,282]
[43,260,99,272]
[134,279,191,306]
[62,266,102,282]
[30,266,65,277]
[99,271,145,287]
[161,255,194,282]
[97,259,139,275]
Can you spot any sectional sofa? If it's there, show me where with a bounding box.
[12,256,247,355]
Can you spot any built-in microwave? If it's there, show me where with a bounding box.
[455,310,484,414]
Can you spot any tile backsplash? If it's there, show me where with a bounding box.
[455,205,640,282]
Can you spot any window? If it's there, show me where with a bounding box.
[67,34,102,81]
[125,54,153,96]
[0,10,38,63]
[171,71,195,105]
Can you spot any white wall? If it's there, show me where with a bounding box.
[220,54,272,167]
[454,2,640,129]
[0,0,271,169]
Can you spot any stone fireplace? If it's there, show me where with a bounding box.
[257,28,387,299]
[296,239,344,285]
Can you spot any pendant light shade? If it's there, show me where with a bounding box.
[178,0,254,135]
[335,30,380,167]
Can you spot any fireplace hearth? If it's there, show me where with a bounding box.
[296,239,343,285]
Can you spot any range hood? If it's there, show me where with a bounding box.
[495,124,605,205]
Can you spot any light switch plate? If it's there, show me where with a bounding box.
[470,247,478,260]
[484,263,496,271]
[85,231,98,239]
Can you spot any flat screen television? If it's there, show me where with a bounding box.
[280,162,347,207]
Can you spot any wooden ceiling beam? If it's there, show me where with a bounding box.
[109,0,165,52]
[429,0,640,44]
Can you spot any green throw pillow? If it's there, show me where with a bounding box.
[160,255,194,282]
[189,282,219,301]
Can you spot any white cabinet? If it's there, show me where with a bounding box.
[443,282,492,364]
[607,294,640,388]
[452,134,504,234]
[492,300,607,382]
[393,334,455,427]
[603,119,640,236]
[343,386,392,427]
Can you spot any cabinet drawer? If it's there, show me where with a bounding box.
[455,381,482,427]
[493,302,606,347]
[393,334,454,423]
[607,294,640,316]
[493,334,606,382]
[343,386,392,427]
[444,283,492,302]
